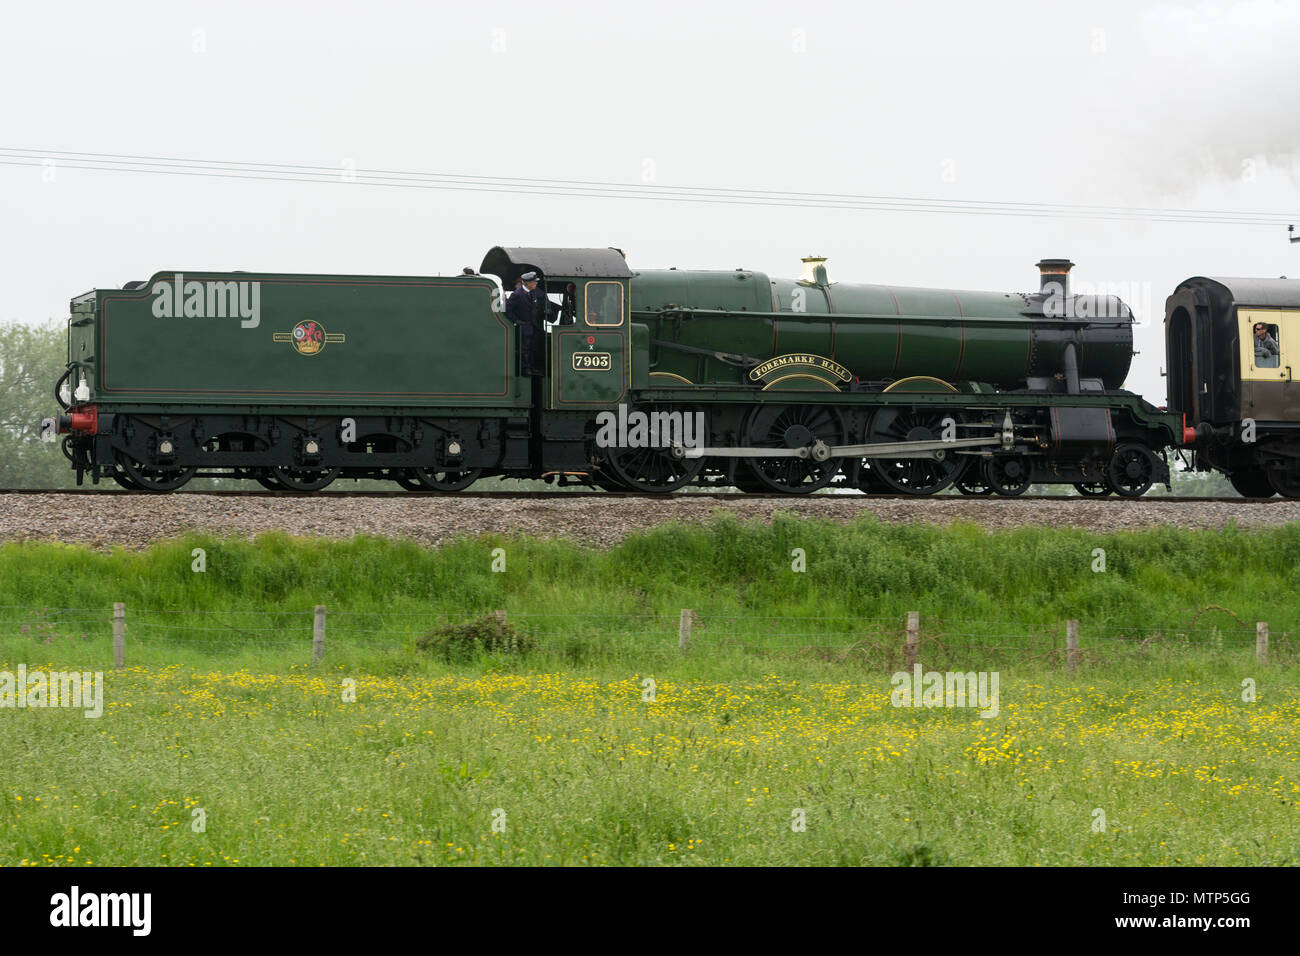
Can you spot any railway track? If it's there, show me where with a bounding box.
[0,487,1272,503]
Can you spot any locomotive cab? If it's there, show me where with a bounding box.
[480,246,632,410]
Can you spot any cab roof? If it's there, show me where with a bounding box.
[479,247,632,285]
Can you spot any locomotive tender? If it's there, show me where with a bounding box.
[50,246,1195,496]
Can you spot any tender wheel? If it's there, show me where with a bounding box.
[954,459,995,496]
[1107,443,1156,498]
[394,473,426,491]
[1231,469,1277,498]
[272,466,340,492]
[407,468,482,492]
[1266,468,1300,499]
[743,404,845,494]
[602,404,705,494]
[1073,480,1112,497]
[114,450,196,492]
[864,408,963,496]
[987,455,1033,496]
[255,473,284,491]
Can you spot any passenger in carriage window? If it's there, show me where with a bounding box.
[1254,322,1280,368]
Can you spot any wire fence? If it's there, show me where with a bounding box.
[0,603,1292,670]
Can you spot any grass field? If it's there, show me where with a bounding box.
[3,661,1296,866]
[1,516,1298,865]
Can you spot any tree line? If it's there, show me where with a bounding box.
[0,320,76,488]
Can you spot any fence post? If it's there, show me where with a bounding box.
[112,602,125,670]
[493,610,507,624]
[1066,619,1079,675]
[1257,621,1268,665]
[679,609,692,652]
[905,611,919,670]
[312,605,326,663]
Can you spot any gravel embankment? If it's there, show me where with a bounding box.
[1,493,1297,551]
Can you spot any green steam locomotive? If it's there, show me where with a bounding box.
[48,246,1193,496]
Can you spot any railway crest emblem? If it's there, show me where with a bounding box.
[272,320,346,356]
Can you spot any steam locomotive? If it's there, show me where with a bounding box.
[46,245,1287,497]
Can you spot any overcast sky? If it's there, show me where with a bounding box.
[4,0,1299,402]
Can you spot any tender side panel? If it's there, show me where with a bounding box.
[95,273,523,407]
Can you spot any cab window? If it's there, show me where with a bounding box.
[584,281,624,327]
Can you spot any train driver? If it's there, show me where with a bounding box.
[508,272,544,376]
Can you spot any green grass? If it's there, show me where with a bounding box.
[2,515,1298,668]
[1,516,1298,865]
[2,661,1296,866]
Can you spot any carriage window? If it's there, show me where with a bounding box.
[584,281,624,327]
[1253,321,1280,368]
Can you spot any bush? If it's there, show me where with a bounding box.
[416,615,536,662]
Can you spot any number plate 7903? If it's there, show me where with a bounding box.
[572,352,612,371]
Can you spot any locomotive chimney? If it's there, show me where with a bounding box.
[1035,258,1075,297]
[800,256,831,286]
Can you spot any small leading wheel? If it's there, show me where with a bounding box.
[1266,468,1300,499]
[864,408,963,496]
[1107,443,1156,498]
[272,466,340,492]
[954,459,995,496]
[407,468,482,492]
[114,450,196,492]
[1073,480,1112,497]
[743,404,845,494]
[1229,469,1274,498]
[987,455,1033,496]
